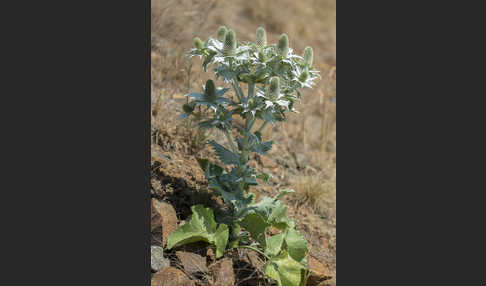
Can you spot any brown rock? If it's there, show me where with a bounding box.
[317,276,336,286]
[152,199,178,247]
[307,256,332,286]
[176,251,208,275]
[209,258,235,286]
[151,199,162,232]
[206,248,216,263]
[151,267,195,286]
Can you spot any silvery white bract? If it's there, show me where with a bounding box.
[170,27,321,286]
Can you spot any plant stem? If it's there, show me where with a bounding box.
[248,82,255,98]
[224,130,238,154]
[238,245,270,260]
[232,78,245,102]
[257,121,268,133]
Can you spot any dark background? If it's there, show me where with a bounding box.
[1,0,150,285]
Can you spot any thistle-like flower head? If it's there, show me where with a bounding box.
[203,79,217,102]
[217,26,227,42]
[194,37,204,50]
[222,29,236,56]
[268,76,280,98]
[303,46,313,67]
[299,70,309,82]
[278,33,289,58]
[256,27,267,48]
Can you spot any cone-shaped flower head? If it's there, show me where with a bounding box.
[222,29,237,56]
[268,76,280,98]
[303,46,313,67]
[203,79,217,102]
[256,27,267,48]
[278,33,289,58]
[299,70,309,83]
[194,37,204,50]
[216,26,227,42]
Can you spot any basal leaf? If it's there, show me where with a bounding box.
[264,251,307,286]
[240,213,269,248]
[266,233,284,257]
[284,228,308,264]
[166,205,229,258]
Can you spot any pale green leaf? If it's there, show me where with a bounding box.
[167,205,229,258]
[264,251,307,286]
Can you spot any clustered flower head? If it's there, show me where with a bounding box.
[222,29,237,56]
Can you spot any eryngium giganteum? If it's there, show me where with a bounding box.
[204,79,217,101]
[268,76,280,98]
[223,29,237,56]
[256,27,267,48]
[303,46,313,67]
[194,37,204,50]
[299,70,309,82]
[278,34,289,58]
[217,26,227,42]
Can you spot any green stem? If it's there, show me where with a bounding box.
[224,130,238,154]
[257,121,268,133]
[248,82,255,99]
[238,245,270,260]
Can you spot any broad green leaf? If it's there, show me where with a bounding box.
[240,213,269,248]
[167,205,229,258]
[208,140,239,165]
[284,228,308,264]
[266,233,284,257]
[264,251,307,286]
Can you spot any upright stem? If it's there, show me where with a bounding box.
[248,82,255,98]
[257,121,268,133]
[224,130,238,154]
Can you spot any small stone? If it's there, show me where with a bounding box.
[152,199,178,247]
[209,258,235,286]
[176,251,208,275]
[151,245,170,272]
[151,267,195,286]
[307,256,332,286]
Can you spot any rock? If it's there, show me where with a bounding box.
[209,258,235,286]
[176,251,208,275]
[152,199,178,247]
[151,267,195,286]
[151,199,162,232]
[241,250,264,271]
[206,248,216,263]
[151,245,170,272]
[317,276,336,286]
[307,256,333,286]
